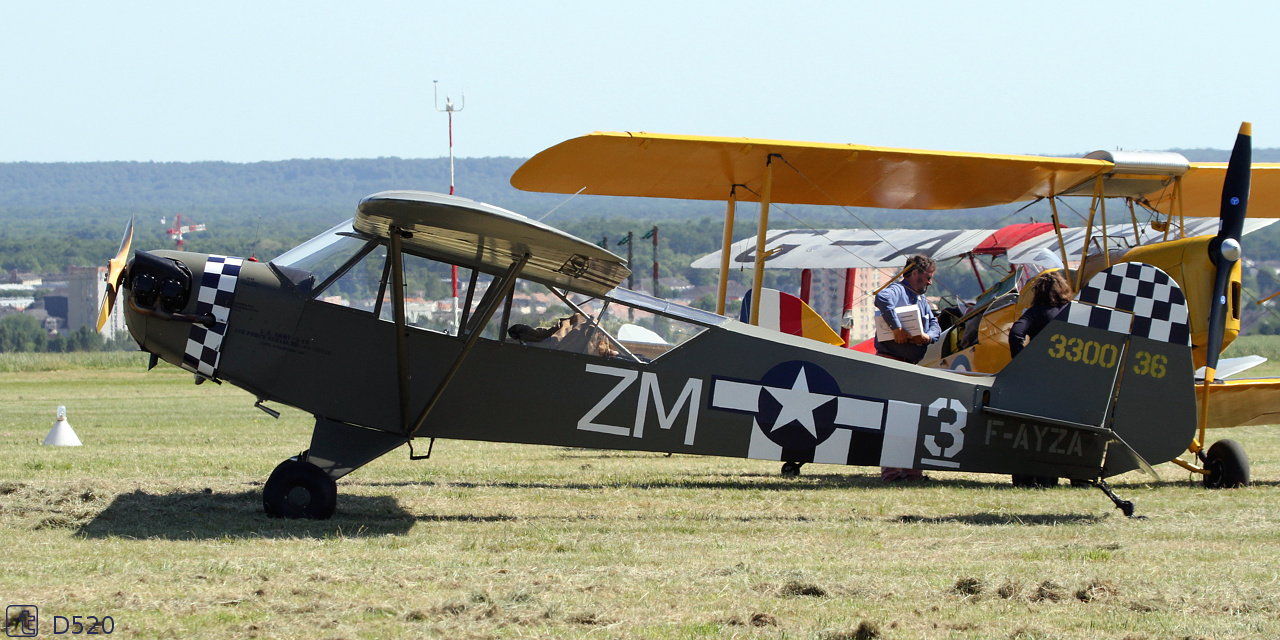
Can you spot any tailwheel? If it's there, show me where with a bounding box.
[781,461,804,478]
[1203,439,1250,489]
[263,456,338,519]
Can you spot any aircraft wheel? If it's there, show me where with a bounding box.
[1203,439,1250,489]
[781,461,803,478]
[263,458,337,519]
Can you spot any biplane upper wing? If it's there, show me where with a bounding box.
[511,131,1111,209]
[356,191,630,296]
[1143,163,1280,218]
[513,132,1280,219]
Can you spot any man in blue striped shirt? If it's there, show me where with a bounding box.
[873,254,941,481]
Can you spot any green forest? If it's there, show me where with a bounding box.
[4,151,1280,345]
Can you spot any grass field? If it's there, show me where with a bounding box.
[3,352,1279,639]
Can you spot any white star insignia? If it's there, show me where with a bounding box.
[764,368,833,438]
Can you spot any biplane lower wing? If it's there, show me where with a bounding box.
[1200,377,1280,428]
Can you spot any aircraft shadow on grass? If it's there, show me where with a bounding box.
[895,513,1106,526]
[77,489,418,540]
[74,474,1193,536]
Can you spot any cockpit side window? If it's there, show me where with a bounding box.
[500,280,710,363]
[363,251,484,337]
[312,243,387,310]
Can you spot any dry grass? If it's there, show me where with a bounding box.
[2,353,1279,638]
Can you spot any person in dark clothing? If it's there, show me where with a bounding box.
[1008,270,1072,357]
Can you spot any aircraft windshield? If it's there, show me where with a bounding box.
[270,220,376,293]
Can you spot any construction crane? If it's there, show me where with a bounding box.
[167,213,206,249]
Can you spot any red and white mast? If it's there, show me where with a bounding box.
[435,81,465,332]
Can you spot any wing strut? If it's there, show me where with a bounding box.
[715,185,739,315]
[390,227,413,436]
[405,251,531,439]
[748,156,777,326]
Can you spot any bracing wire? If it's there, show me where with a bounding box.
[538,187,588,222]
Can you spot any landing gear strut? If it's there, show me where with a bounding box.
[263,455,338,519]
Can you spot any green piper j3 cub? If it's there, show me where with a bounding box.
[99,187,1208,519]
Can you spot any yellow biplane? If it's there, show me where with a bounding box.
[512,126,1280,487]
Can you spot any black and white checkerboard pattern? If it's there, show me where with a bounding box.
[181,255,243,378]
[1065,262,1191,345]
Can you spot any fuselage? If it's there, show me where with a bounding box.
[122,233,1193,485]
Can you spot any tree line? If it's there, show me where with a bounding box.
[5,152,1280,347]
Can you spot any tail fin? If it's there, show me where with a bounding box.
[988,262,1197,478]
[741,288,845,346]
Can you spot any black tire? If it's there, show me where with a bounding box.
[781,461,803,478]
[263,458,338,519]
[1203,439,1250,489]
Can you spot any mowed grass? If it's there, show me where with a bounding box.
[2,352,1280,639]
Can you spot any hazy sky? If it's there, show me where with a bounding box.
[3,1,1277,163]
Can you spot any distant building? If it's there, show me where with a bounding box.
[66,266,125,340]
[0,283,35,310]
[808,268,893,343]
[41,295,68,322]
[2,270,43,286]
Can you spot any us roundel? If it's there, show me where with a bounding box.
[755,361,841,451]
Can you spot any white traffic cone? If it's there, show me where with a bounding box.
[42,405,82,446]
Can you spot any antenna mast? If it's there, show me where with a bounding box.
[435,81,465,333]
[434,80,465,195]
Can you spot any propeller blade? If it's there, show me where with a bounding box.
[96,218,134,332]
[1203,123,1251,378]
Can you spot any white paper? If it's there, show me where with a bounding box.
[875,304,924,342]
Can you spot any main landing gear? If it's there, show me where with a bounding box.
[263,455,338,520]
[780,461,804,478]
[1202,438,1250,489]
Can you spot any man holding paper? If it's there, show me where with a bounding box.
[873,254,942,481]
[873,255,941,364]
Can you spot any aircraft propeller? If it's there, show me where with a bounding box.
[1198,123,1251,448]
[1204,124,1251,380]
[96,217,134,332]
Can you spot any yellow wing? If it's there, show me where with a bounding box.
[511,131,1111,209]
[513,131,1280,218]
[1142,163,1280,218]
[1202,378,1280,428]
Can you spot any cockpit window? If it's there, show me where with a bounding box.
[502,280,713,363]
[270,220,377,294]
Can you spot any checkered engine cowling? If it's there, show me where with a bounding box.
[181,255,244,378]
[1064,262,1191,346]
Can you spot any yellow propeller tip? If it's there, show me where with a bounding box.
[1240,122,1252,136]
